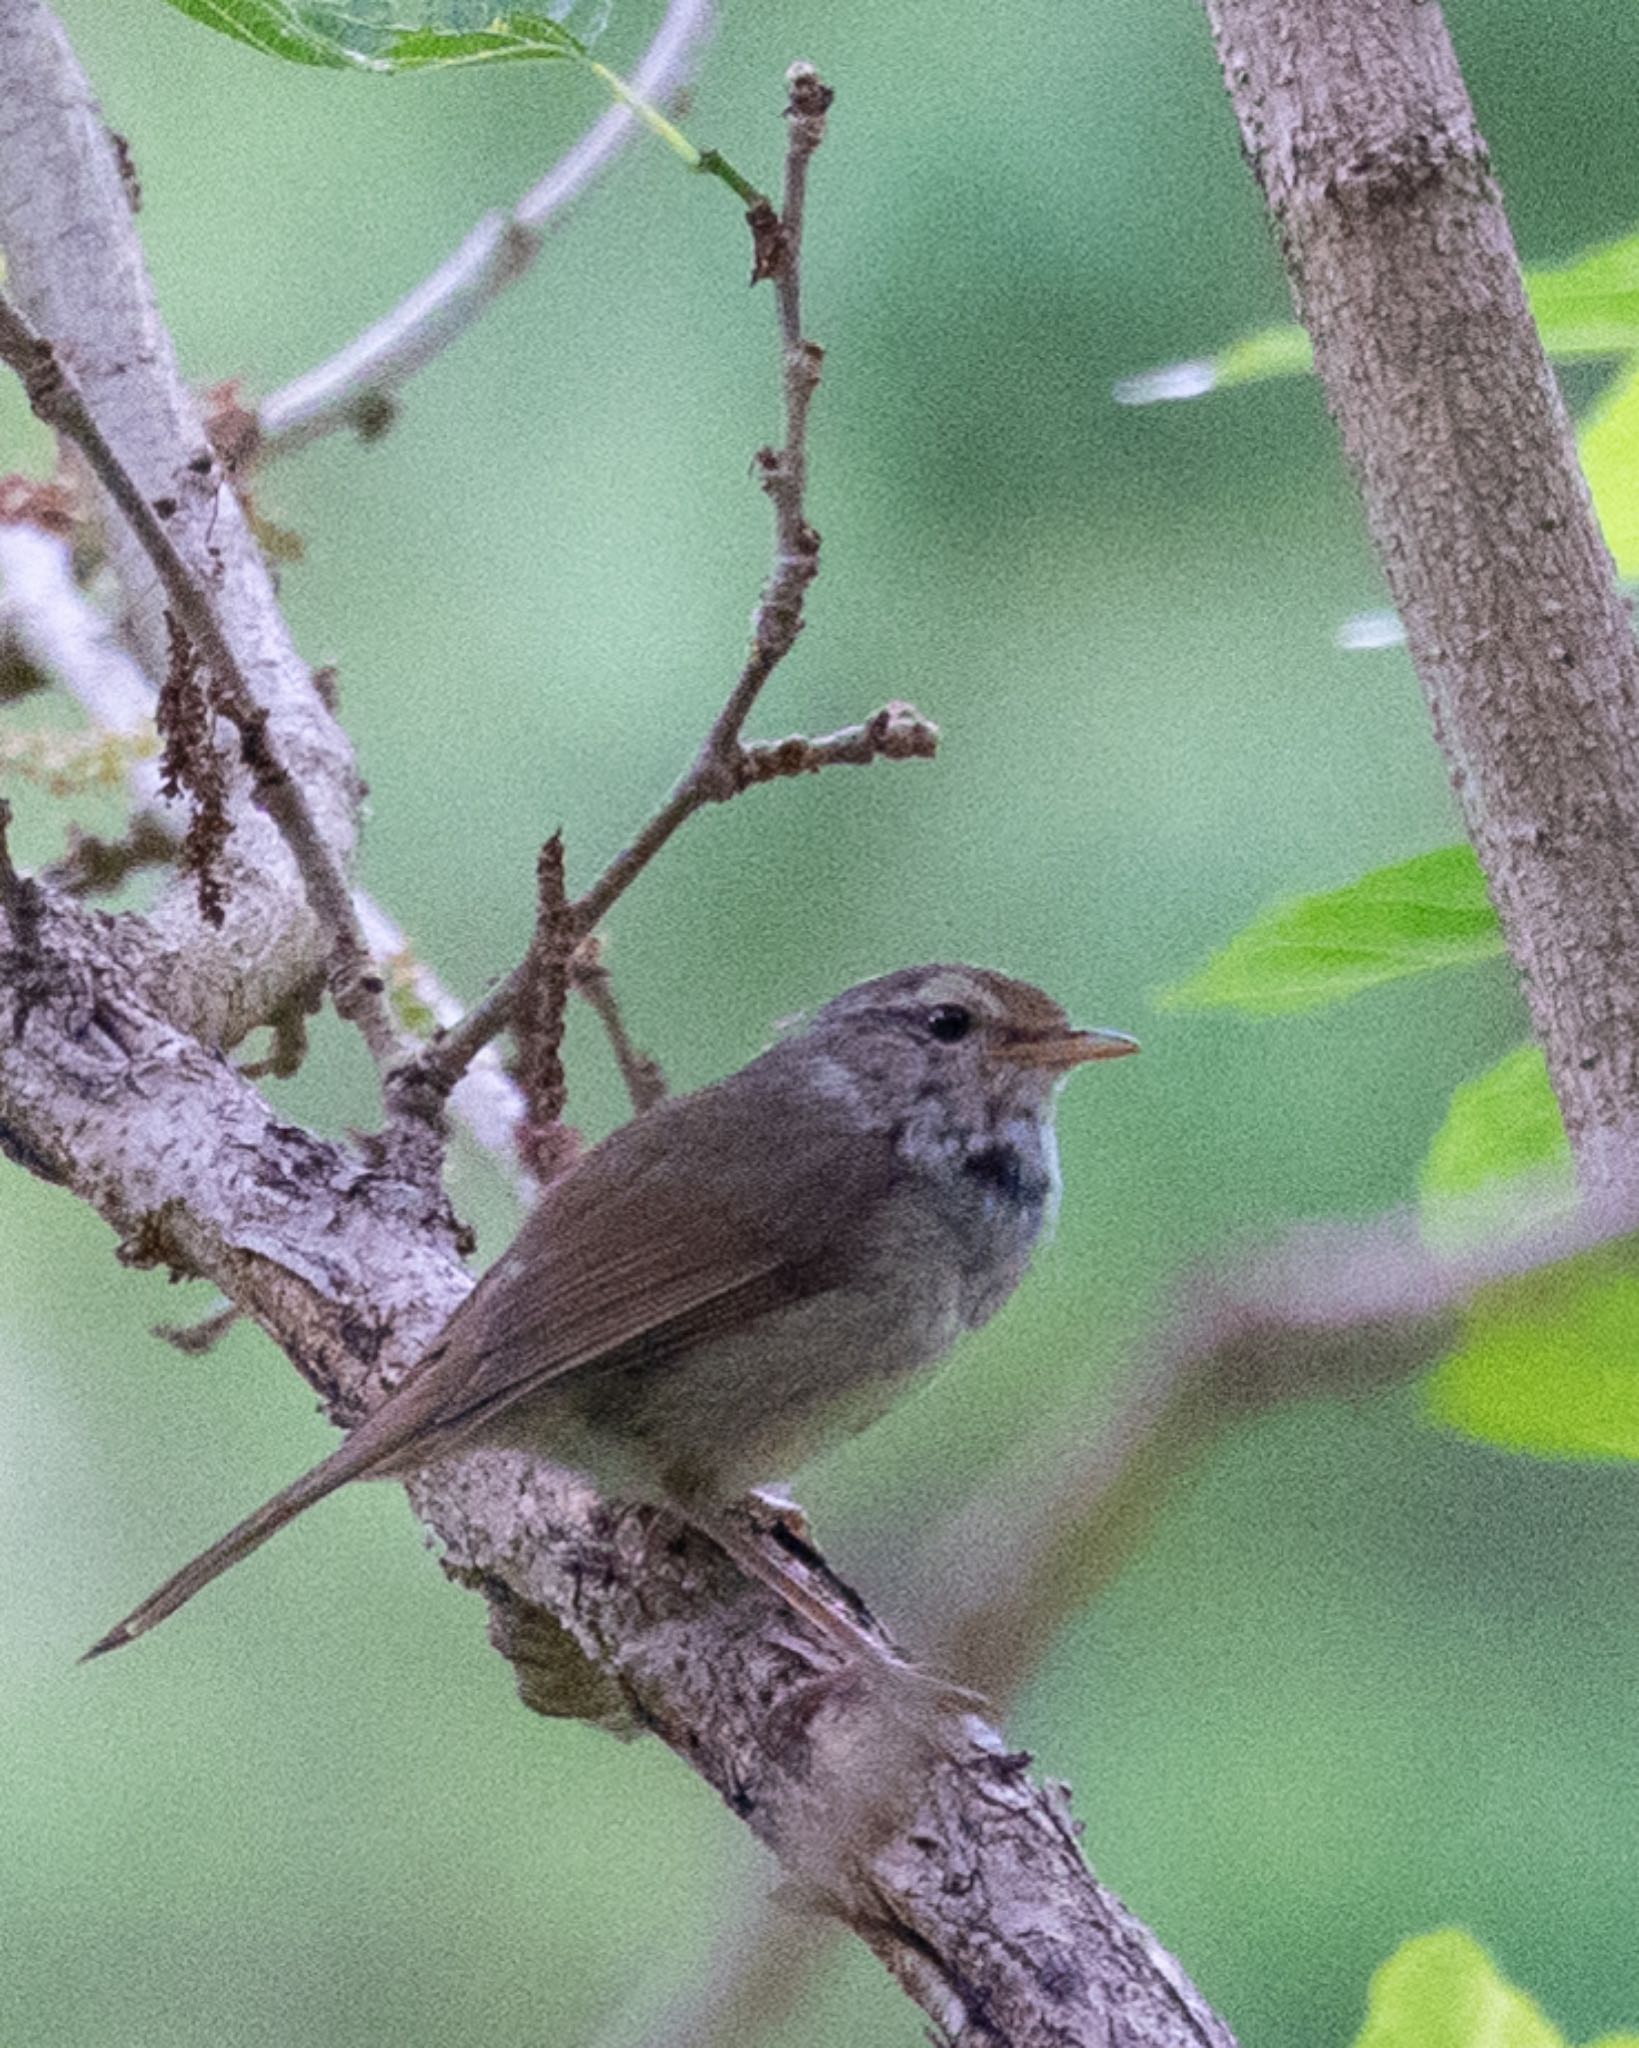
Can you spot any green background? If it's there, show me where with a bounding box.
[5,3,1639,2044]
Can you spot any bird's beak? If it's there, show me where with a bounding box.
[996,1026,1141,1071]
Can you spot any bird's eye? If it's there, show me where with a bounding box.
[926,1004,974,1044]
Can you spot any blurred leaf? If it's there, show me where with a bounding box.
[1213,323,1315,387]
[1427,1246,1639,1460]
[1354,1929,1639,2048]
[1112,325,1311,405]
[1527,230,1639,360]
[1118,229,1639,403]
[157,1,585,71]
[1580,355,1639,580]
[1157,846,1502,1015]
[1419,1046,1574,1250]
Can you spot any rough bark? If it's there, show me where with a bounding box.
[0,0,359,1048]
[1201,0,1639,1193]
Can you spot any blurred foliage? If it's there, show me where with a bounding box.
[1427,1249,1639,1461]
[1581,357,1639,576]
[1354,1931,1639,2048]
[7,4,1639,2048]
[1418,1046,1573,1256]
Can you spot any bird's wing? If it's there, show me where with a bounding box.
[396,1059,892,1449]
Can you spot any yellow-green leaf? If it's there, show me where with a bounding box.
[1353,1930,1639,2048]
[1419,1046,1573,1251]
[1157,846,1502,1016]
[1116,228,1639,403]
[1580,354,1639,580]
[1427,1247,1639,1460]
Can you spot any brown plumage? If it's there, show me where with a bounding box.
[86,966,1136,1660]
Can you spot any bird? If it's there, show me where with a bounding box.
[86,964,1137,1665]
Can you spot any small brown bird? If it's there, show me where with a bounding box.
[87,965,1136,1662]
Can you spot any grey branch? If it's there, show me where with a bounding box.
[0,0,362,1053]
[256,0,717,457]
[0,288,401,1074]
[1200,0,1639,1196]
[0,521,530,1187]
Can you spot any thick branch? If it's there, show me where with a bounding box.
[1,885,1236,2048]
[0,292,399,1071]
[0,0,362,1048]
[1201,0,1639,1195]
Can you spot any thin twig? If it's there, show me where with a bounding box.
[404,73,940,1106]
[737,701,939,782]
[257,0,717,456]
[153,1300,242,1355]
[512,832,583,1183]
[572,936,668,1113]
[0,291,400,1074]
[408,682,935,1100]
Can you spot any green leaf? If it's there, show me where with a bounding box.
[1353,1930,1639,2048]
[1418,1046,1573,1250]
[1427,1246,1639,1460]
[1157,846,1503,1016]
[158,1,585,71]
[1579,354,1639,581]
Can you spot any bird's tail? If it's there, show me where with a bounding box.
[83,1413,402,1661]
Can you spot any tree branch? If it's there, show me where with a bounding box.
[255,0,717,457]
[0,520,531,1189]
[572,935,668,1113]
[0,0,363,1052]
[0,291,400,1071]
[1200,0,1639,1196]
[1,19,1241,2040]
[404,72,936,1104]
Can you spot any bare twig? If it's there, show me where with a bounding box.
[256,0,717,457]
[572,936,668,1113]
[0,291,399,1073]
[153,1300,242,1355]
[1202,0,1639,1197]
[515,833,574,1125]
[47,815,178,896]
[512,832,583,1183]
[407,75,943,1106]
[737,700,940,783]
